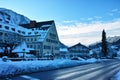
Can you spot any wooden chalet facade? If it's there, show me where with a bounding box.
[68,43,90,58]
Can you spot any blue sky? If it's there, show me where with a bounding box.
[0,0,120,46]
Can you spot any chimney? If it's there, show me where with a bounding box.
[30,20,36,27]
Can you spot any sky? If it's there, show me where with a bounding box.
[0,0,120,46]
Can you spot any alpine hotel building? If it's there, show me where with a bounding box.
[21,20,60,58]
[0,19,60,58]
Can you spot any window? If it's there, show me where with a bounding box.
[34,45,36,49]
[5,21,9,23]
[37,45,40,49]
[0,32,3,35]
[4,33,8,37]
[0,25,2,28]
[28,32,31,35]
[5,26,9,30]
[31,38,33,41]
[34,38,37,41]
[34,32,38,34]
[7,17,10,20]
[0,19,2,21]
[22,31,25,34]
[18,30,21,33]
[27,45,29,48]
[55,47,59,50]
[46,38,50,42]
[44,45,51,49]
[30,45,33,48]
[27,38,29,41]
[32,29,34,31]
[46,38,58,44]
[50,33,56,39]
[11,28,15,31]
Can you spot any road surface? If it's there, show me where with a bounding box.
[11,59,120,80]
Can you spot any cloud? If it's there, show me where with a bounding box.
[108,13,114,16]
[108,8,120,16]
[111,9,119,12]
[94,16,102,19]
[79,16,102,22]
[87,18,93,21]
[56,19,120,46]
[63,20,76,23]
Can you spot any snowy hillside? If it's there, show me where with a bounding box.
[107,36,120,43]
[89,36,120,48]
[0,8,30,25]
[89,36,120,58]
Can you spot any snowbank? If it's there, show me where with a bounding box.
[0,58,102,78]
[111,71,120,80]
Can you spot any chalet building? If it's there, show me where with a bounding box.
[68,43,90,58]
[0,20,60,59]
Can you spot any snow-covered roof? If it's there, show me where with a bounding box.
[0,20,54,44]
[68,43,90,50]
[60,48,68,52]
[12,41,33,53]
[0,21,50,39]
[0,22,30,35]
[20,20,54,29]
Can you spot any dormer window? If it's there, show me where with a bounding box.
[32,28,34,31]
[5,26,9,30]
[11,28,15,31]
[7,17,10,20]
[34,32,38,34]
[5,21,9,23]
[18,30,21,33]
[22,31,25,34]
[28,32,31,35]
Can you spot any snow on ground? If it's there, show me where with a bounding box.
[111,57,120,80]
[111,71,120,80]
[0,58,104,78]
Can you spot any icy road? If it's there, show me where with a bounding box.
[12,59,120,80]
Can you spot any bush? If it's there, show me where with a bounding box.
[2,56,8,62]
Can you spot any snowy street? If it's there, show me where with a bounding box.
[11,59,120,80]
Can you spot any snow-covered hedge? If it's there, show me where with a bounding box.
[0,58,101,78]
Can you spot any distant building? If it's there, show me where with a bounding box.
[68,43,90,58]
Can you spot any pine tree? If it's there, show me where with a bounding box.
[101,29,108,57]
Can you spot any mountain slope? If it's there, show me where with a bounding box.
[89,36,120,49]
[89,36,120,57]
[0,8,30,25]
[107,36,120,43]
